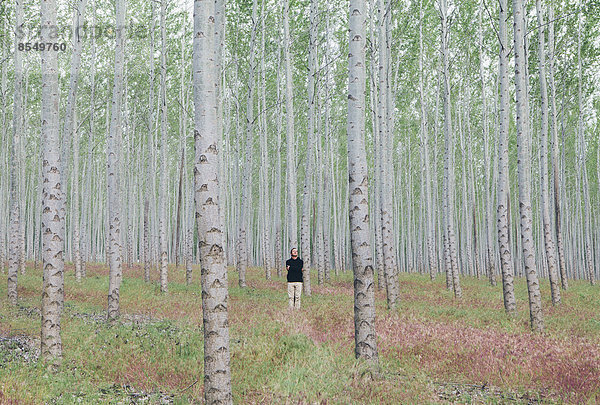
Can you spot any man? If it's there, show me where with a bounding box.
[286,248,303,309]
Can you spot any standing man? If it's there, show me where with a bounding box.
[286,248,304,309]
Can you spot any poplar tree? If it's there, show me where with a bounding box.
[7,0,24,305]
[40,0,65,364]
[513,0,544,332]
[107,0,126,321]
[193,0,233,400]
[348,0,378,363]
[497,0,516,314]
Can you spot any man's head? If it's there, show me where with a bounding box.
[290,248,298,259]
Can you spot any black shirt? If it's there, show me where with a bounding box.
[286,258,304,282]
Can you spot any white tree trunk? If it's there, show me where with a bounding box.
[440,0,461,298]
[159,0,169,293]
[348,0,378,363]
[259,0,272,279]
[64,0,88,282]
[237,0,258,288]
[513,0,544,332]
[107,0,126,321]
[535,0,560,305]
[193,0,233,400]
[301,0,318,294]
[547,3,568,290]
[284,0,298,249]
[419,0,436,281]
[479,0,496,286]
[144,0,156,283]
[40,0,65,365]
[577,3,595,286]
[0,15,7,276]
[378,0,399,307]
[274,43,283,278]
[7,0,24,305]
[497,0,516,314]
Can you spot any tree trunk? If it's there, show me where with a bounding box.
[497,0,516,314]
[301,0,318,294]
[107,0,126,321]
[576,3,595,286]
[284,0,298,249]
[368,12,384,290]
[479,0,496,287]
[536,0,560,305]
[143,199,150,282]
[513,0,544,332]
[238,0,258,288]
[440,0,461,299]
[144,0,156,284]
[378,0,399,308]
[348,0,378,364]
[547,3,567,290]
[40,0,64,365]
[259,0,272,280]
[159,0,169,293]
[64,0,88,282]
[175,147,185,268]
[0,15,7,276]
[419,0,436,281]
[7,0,24,305]
[274,44,283,278]
[193,0,233,400]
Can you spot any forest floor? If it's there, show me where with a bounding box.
[0,263,599,404]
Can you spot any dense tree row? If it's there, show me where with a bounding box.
[1,0,599,398]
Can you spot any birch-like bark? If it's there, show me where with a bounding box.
[82,0,97,278]
[536,0,560,305]
[259,0,272,279]
[0,16,7,275]
[497,0,516,314]
[159,0,168,293]
[143,199,150,282]
[317,106,328,283]
[274,43,283,277]
[440,0,461,298]
[301,0,317,293]
[419,0,436,281]
[193,0,233,400]
[185,175,194,285]
[323,20,339,277]
[378,0,399,307]
[316,126,325,286]
[238,0,258,288]
[513,0,543,332]
[73,108,82,282]
[479,0,496,286]
[284,0,298,249]
[464,98,480,279]
[7,0,24,305]
[576,3,595,286]
[175,148,185,268]
[40,0,64,364]
[107,0,126,321]
[459,102,473,278]
[547,3,567,290]
[144,0,156,283]
[348,0,378,363]
[368,12,384,289]
[64,0,88,282]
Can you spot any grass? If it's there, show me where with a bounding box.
[1,262,599,403]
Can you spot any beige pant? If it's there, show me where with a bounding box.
[287,282,303,309]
